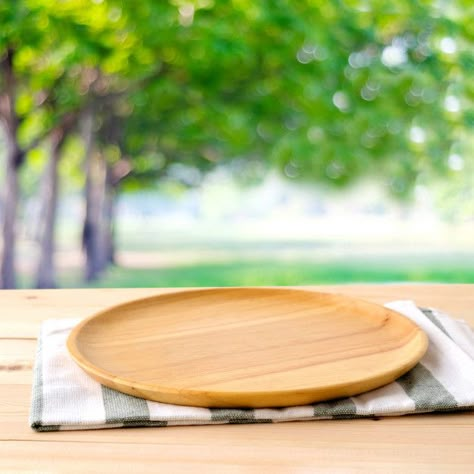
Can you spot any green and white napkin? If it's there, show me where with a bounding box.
[30,300,474,431]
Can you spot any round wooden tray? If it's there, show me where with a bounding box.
[67,288,428,408]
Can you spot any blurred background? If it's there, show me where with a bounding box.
[0,0,473,290]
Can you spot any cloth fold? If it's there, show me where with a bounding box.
[30,300,474,431]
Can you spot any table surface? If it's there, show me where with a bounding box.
[1,284,473,473]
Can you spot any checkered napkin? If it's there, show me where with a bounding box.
[30,301,474,431]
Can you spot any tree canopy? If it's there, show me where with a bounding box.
[2,0,473,190]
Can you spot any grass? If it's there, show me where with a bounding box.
[76,257,474,288]
[19,226,474,288]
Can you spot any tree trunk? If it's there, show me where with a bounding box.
[0,49,24,289]
[83,155,120,281]
[81,109,129,282]
[34,130,66,289]
[31,162,53,243]
[1,142,22,289]
[82,108,108,282]
[103,164,116,266]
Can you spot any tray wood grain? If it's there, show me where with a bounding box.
[67,288,428,407]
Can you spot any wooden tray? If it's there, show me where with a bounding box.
[67,288,428,408]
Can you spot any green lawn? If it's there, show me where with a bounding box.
[20,226,474,288]
[78,258,474,288]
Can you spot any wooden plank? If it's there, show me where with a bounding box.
[0,285,472,332]
[1,424,473,473]
[0,285,473,471]
[0,339,36,366]
[0,339,35,385]
[0,288,177,338]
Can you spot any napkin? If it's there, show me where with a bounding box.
[30,301,474,431]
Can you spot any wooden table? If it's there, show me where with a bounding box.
[1,285,473,472]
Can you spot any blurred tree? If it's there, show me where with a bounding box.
[1,0,473,288]
[119,0,473,196]
[0,1,91,287]
[0,47,24,289]
[34,115,76,288]
[0,1,68,288]
[81,105,132,281]
[1,0,122,287]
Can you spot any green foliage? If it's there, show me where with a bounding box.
[119,0,474,198]
[2,2,86,127]
[2,0,473,198]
